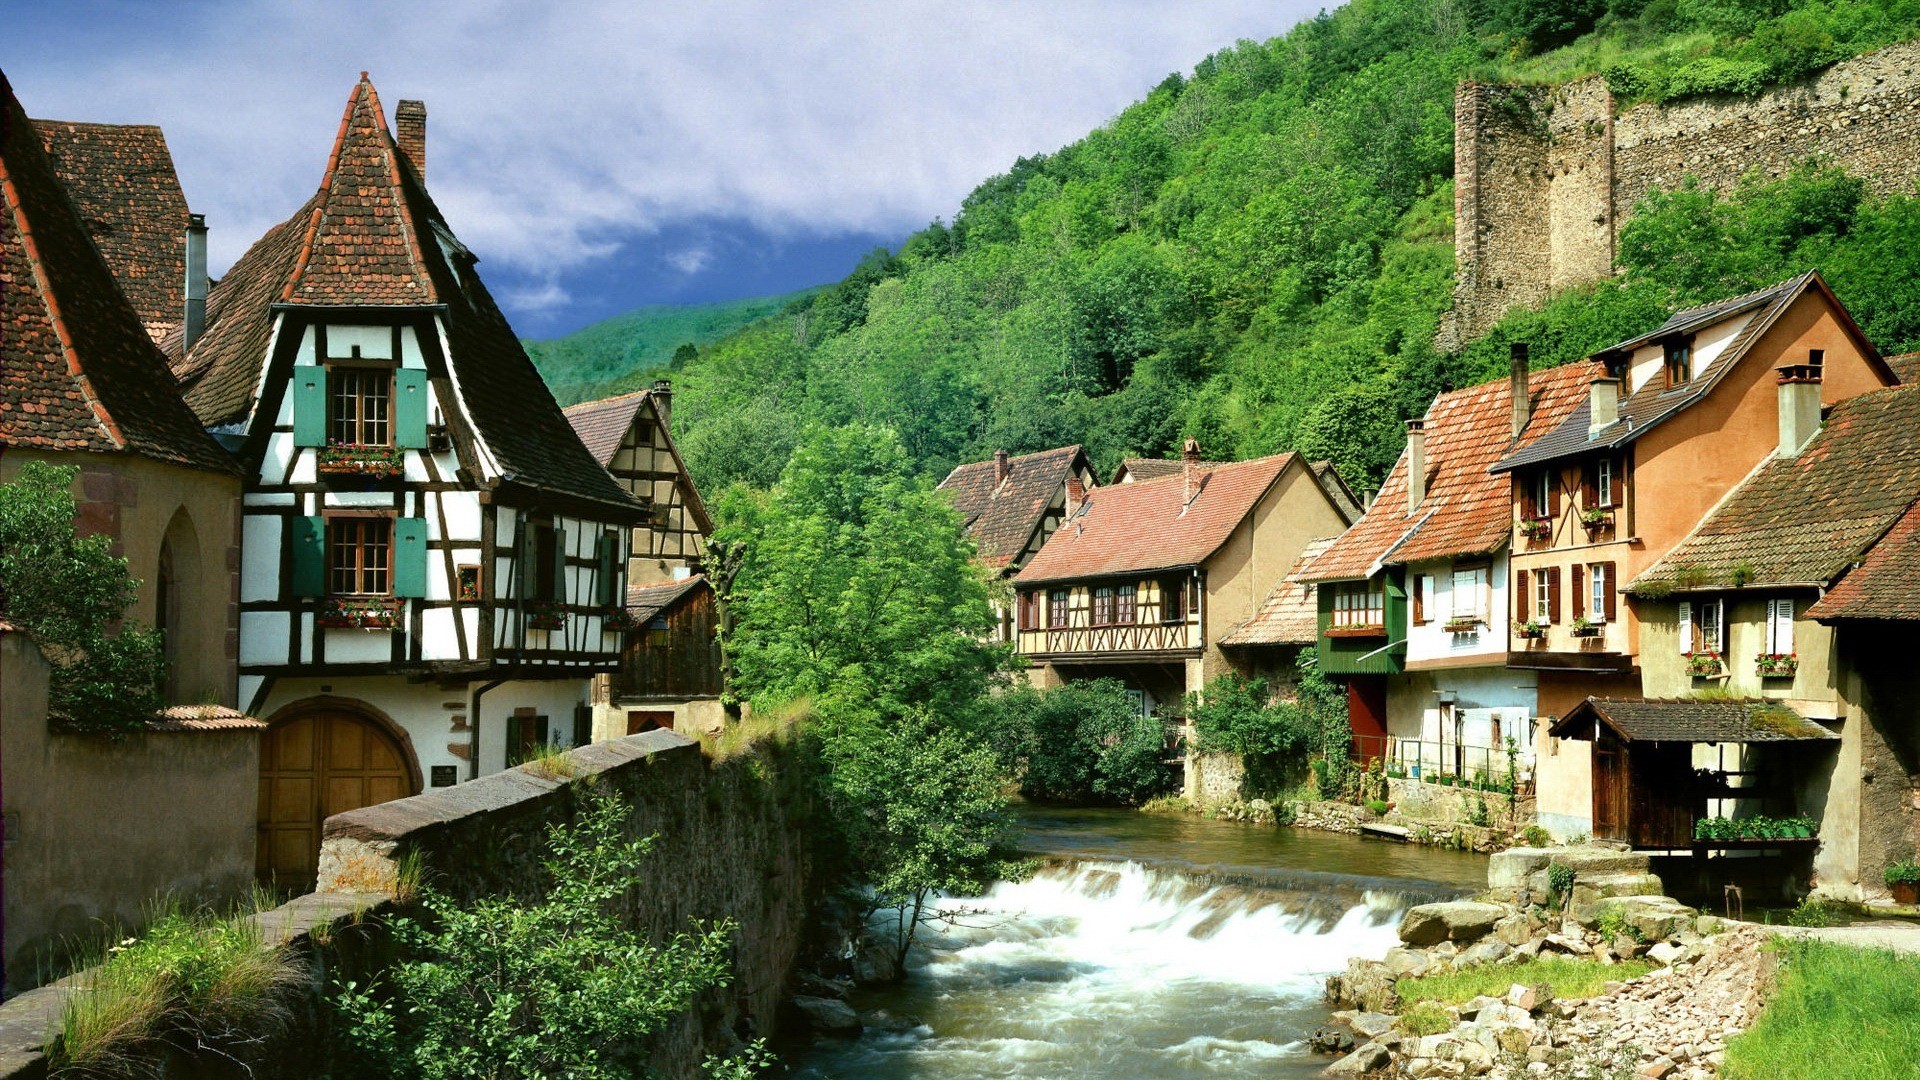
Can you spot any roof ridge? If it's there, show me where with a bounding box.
[563,387,654,414]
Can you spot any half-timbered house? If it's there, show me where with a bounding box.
[563,381,711,585]
[938,446,1096,641]
[170,76,644,887]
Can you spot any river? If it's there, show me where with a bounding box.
[792,807,1488,1078]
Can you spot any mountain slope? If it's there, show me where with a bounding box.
[525,287,819,406]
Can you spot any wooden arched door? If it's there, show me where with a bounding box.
[257,706,417,890]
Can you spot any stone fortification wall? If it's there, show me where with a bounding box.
[1442,40,1920,348]
[0,729,815,1078]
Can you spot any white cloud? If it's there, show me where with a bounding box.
[8,0,1316,279]
[666,244,712,276]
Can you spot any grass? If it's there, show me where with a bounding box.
[54,897,304,1075]
[1723,940,1920,1080]
[1397,1000,1454,1036]
[1396,956,1658,1008]
[701,698,809,762]
[520,741,580,781]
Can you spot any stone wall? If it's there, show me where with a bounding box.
[1387,777,1519,830]
[1442,40,1920,347]
[0,729,814,1077]
[0,632,261,992]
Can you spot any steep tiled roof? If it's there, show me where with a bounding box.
[1807,499,1920,621]
[32,119,189,346]
[1494,273,1889,474]
[174,75,636,514]
[939,446,1089,569]
[1550,697,1836,743]
[1015,454,1298,584]
[626,575,706,622]
[1,77,233,474]
[1886,351,1920,385]
[1301,362,1593,582]
[563,388,713,533]
[1634,386,1920,592]
[1312,460,1363,522]
[1220,536,1336,647]
[1114,457,1182,483]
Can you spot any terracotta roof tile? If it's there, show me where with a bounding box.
[1301,362,1593,582]
[626,575,706,622]
[1114,457,1183,483]
[174,75,636,514]
[1312,460,1363,522]
[939,446,1089,569]
[1635,387,1920,592]
[32,119,189,346]
[1808,498,1920,621]
[1220,536,1336,647]
[0,77,233,474]
[1015,454,1298,584]
[1550,697,1835,743]
[564,388,714,533]
[149,704,265,732]
[1885,351,1920,385]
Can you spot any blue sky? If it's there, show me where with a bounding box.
[7,1,1320,337]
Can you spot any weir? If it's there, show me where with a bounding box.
[795,810,1487,1079]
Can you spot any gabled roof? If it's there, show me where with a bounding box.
[1885,351,1920,385]
[1634,386,1920,593]
[1220,536,1336,647]
[626,574,707,622]
[562,388,714,533]
[1312,460,1363,522]
[32,118,189,346]
[1550,697,1836,743]
[173,74,636,514]
[1807,497,1920,621]
[1494,273,1891,474]
[0,76,233,474]
[938,445,1089,569]
[1114,457,1182,484]
[1300,362,1593,583]
[1014,453,1301,585]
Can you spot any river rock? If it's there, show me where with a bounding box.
[1384,946,1431,977]
[1311,1025,1356,1054]
[861,1009,923,1034]
[1326,1040,1391,1075]
[1507,983,1553,1012]
[1596,895,1697,942]
[792,995,862,1036]
[1350,1011,1396,1039]
[1399,901,1507,946]
[1647,940,1686,966]
[1493,911,1535,946]
[1460,937,1511,967]
[852,941,901,985]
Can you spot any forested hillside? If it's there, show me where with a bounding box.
[524,288,818,406]
[649,0,1920,492]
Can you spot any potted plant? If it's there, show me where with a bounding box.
[1686,651,1725,677]
[318,595,404,629]
[317,441,404,478]
[1519,518,1553,541]
[602,608,642,632]
[1513,619,1547,640]
[1569,615,1602,638]
[1580,506,1614,528]
[525,599,568,631]
[1885,861,1920,905]
[1443,614,1483,634]
[1756,652,1798,678]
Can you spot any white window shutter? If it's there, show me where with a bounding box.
[1771,598,1796,654]
[1679,601,1694,653]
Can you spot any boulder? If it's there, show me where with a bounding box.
[1326,1040,1392,1075]
[792,995,862,1036]
[1460,937,1511,967]
[1458,995,1505,1020]
[1647,940,1686,966]
[1595,895,1697,942]
[1506,983,1553,1013]
[852,941,901,985]
[861,1009,924,1034]
[1493,912,1535,947]
[1384,946,1432,977]
[1350,1012,1397,1040]
[1399,901,1509,946]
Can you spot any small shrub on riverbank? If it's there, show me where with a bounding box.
[1723,940,1920,1080]
[1397,1001,1453,1036]
[1781,897,1850,928]
[992,679,1176,805]
[1395,957,1657,1007]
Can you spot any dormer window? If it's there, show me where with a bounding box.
[1664,340,1692,388]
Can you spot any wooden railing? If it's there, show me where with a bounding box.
[1017,621,1201,657]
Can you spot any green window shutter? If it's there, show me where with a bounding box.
[394,368,429,449]
[393,517,429,598]
[290,515,325,597]
[594,534,617,606]
[506,714,523,766]
[291,365,327,447]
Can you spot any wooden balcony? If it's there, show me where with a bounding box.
[1017,620,1202,660]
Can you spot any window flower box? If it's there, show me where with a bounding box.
[1518,518,1553,541]
[1513,620,1547,640]
[1569,617,1603,638]
[318,595,404,629]
[317,442,404,478]
[1326,624,1387,639]
[602,608,642,633]
[525,600,568,631]
[1579,506,1614,529]
[1443,615,1484,634]
[1756,652,1798,678]
[1686,651,1726,678]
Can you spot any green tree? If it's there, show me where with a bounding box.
[0,461,166,735]
[335,790,762,1079]
[992,679,1178,805]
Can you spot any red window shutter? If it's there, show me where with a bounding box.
[1572,565,1585,619]
[1603,562,1618,621]
[1548,473,1561,518]
[1515,569,1530,624]
[1412,575,1427,624]
[1581,464,1597,510]
[1520,478,1536,520]
[1546,567,1561,624]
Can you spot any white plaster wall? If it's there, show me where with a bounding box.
[241,516,281,603]
[1404,553,1511,664]
[1627,310,1747,392]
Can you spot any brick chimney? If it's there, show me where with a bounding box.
[396,99,427,180]
[1182,438,1203,506]
[1405,419,1426,515]
[1510,341,1531,439]
[1065,474,1084,517]
[994,449,1010,485]
[1776,350,1824,457]
[651,378,673,425]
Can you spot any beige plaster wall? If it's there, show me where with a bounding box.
[1637,595,1838,703]
[1,634,259,991]
[1534,717,1595,839]
[1201,462,1348,684]
[591,697,729,742]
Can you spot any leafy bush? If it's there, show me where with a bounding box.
[1883,860,1920,886]
[1784,897,1850,928]
[1521,825,1553,848]
[1365,799,1390,816]
[335,790,760,1079]
[0,462,167,736]
[1547,861,1577,907]
[992,679,1178,806]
